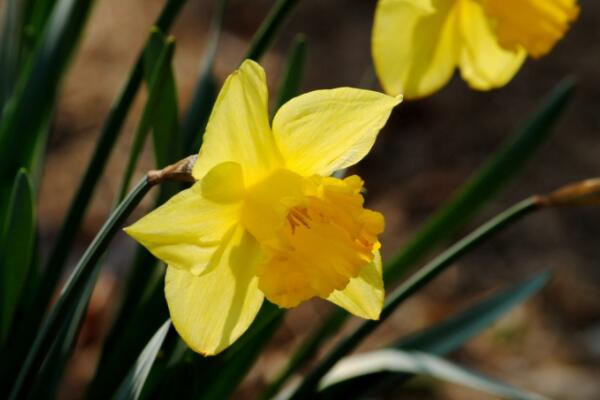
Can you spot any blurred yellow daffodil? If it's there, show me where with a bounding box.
[125,60,400,355]
[372,0,579,98]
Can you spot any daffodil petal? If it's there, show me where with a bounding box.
[372,0,460,98]
[457,0,526,91]
[272,88,400,177]
[192,59,282,184]
[124,179,240,275]
[165,225,264,355]
[327,251,384,320]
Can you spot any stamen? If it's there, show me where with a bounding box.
[287,206,312,233]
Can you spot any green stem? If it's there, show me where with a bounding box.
[37,0,186,319]
[9,178,152,400]
[286,197,541,400]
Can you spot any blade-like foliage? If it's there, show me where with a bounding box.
[384,78,575,283]
[117,34,176,201]
[179,0,228,153]
[142,29,179,168]
[313,270,551,399]
[0,0,25,106]
[0,0,95,204]
[244,0,300,61]
[319,350,546,400]
[262,78,575,399]
[113,320,171,400]
[274,34,306,110]
[395,270,551,354]
[9,178,152,400]
[37,0,187,326]
[87,263,168,400]
[0,170,35,345]
[27,270,99,400]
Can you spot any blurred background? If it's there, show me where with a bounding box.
[35,0,600,398]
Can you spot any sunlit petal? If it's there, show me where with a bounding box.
[165,226,264,355]
[327,251,384,320]
[192,59,282,184]
[124,163,243,275]
[372,0,460,98]
[457,0,526,90]
[272,88,400,177]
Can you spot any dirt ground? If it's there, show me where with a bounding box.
[38,0,600,399]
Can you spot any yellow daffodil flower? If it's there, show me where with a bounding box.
[125,60,401,355]
[372,0,579,98]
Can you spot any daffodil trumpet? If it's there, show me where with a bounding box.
[125,60,401,355]
[372,0,579,98]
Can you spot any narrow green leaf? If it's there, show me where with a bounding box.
[113,320,171,400]
[384,78,575,283]
[36,0,187,334]
[275,34,306,110]
[0,170,35,345]
[310,271,551,399]
[9,178,152,400]
[118,35,176,201]
[396,270,550,354]
[87,263,168,400]
[263,78,575,398]
[142,28,179,168]
[244,0,301,61]
[0,0,25,106]
[0,0,95,196]
[179,0,228,154]
[319,350,546,400]
[285,198,541,400]
[27,268,99,400]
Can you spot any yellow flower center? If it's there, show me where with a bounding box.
[479,0,579,58]
[241,169,384,308]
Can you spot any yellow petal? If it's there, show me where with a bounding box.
[272,88,400,177]
[165,225,264,355]
[457,0,526,90]
[192,59,282,185]
[124,164,243,275]
[327,251,384,320]
[371,0,460,98]
[482,0,579,59]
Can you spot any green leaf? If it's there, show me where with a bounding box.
[117,34,176,201]
[263,78,575,399]
[319,350,546,400]
[27,269,99,400]
[87,262,168,400]
[0,0,26,106]
[244,0,301,61]
[113,320,171,400]
[9,178,152,400]
[36,0,187,336]
[384,78,576,283]
[0,170,35,345]
[274,33,306,110]
[312,271,551,399]
[179,0,227,154]
[0,0,95,201]
[142,28,179,168]
[395,270,550,354]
